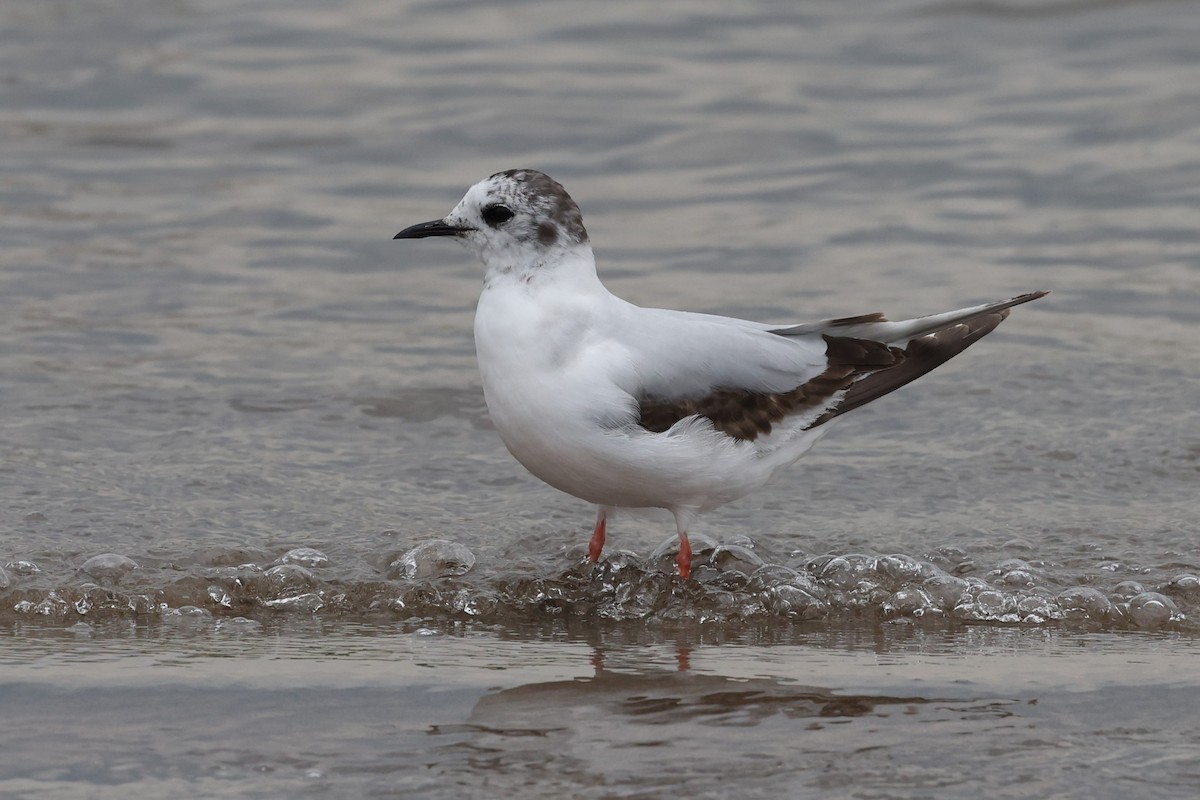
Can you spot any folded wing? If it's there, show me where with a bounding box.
[619,293,1047,441]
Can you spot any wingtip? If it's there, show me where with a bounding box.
[1003,290,1050,309]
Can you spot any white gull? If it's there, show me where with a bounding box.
[395,169,1047,579]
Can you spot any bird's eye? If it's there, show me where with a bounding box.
[481,204,515,227]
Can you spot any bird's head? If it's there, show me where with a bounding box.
[394,169,589,276]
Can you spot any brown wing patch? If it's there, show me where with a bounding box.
[637,335,904,441]
[807,309,1012,429]
[822,334,904,367]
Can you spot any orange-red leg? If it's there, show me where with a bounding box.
[588,514,607,563]
[676,532,692,580]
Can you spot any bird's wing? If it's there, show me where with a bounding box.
[608,292,1047,441]
[607,306,896,440]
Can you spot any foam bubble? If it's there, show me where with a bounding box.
[1058,586,1111,619]
[389,540,476,579]
[79,553,139,582]
[815,554,878,590]
[277,547,330,568]
[261,564,319,596]
[4,560,41,576]
[1126,592,1181,628]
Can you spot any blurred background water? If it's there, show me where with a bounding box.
[1,0,1198,797]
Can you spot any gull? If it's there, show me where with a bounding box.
[394,169,1046,580]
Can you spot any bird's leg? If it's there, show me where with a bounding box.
[669,509,698,580]
[588,509,607,563]
[676,532,692,580]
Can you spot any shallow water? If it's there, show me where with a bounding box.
[1,0,1198,795]
[3,621,1198,799]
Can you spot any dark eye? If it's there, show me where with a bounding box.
[481,204,515,227]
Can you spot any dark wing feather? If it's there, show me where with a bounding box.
[806,308,1013,429]
[637,336,903,441]
[767,311,888,337]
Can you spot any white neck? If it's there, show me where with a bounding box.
[481,242,604,292]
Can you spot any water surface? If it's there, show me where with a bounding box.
[2,621,1198,798]
[1,0,1198,796]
